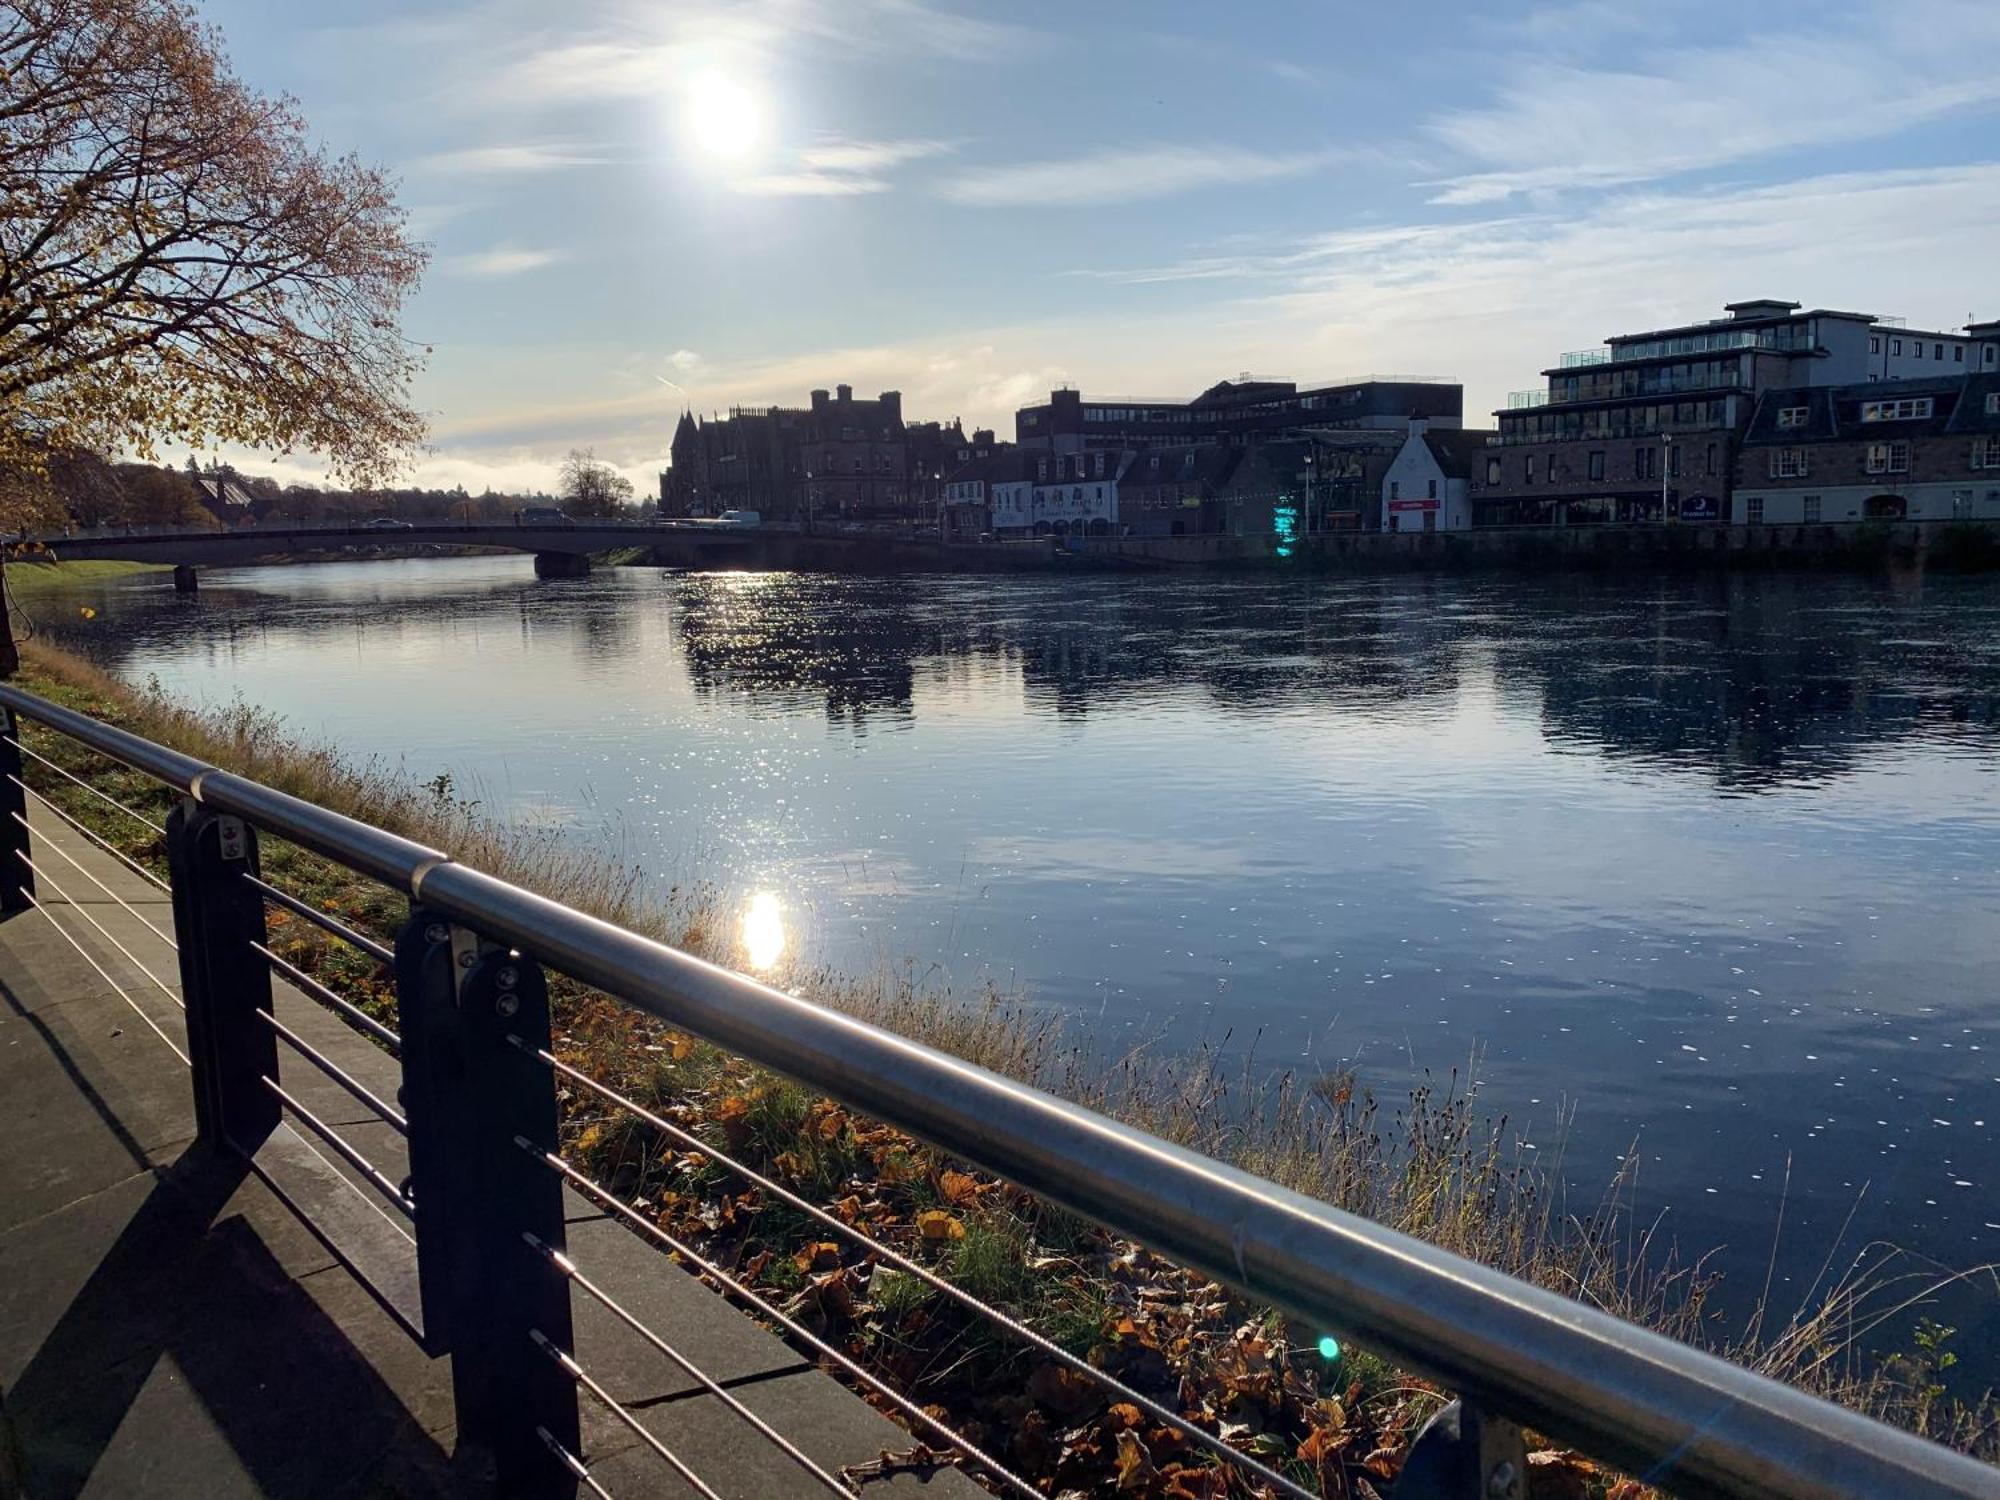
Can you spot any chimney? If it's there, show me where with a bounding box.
[973,427,995,448]
[1407,415,1430,438]
[836,383,852,402]
[811,388,829,411]
[879,390,902,425]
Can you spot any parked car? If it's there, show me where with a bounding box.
[362,515,412,530]
[714,509,761,528]
[516,507,575,528]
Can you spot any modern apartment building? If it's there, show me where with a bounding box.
[1014,375,1461,454]
[1470,299,1990,525]
[1733,374,2000,525]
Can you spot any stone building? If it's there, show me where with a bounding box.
[1015,375,1461,454]
[1733,374,2000,525]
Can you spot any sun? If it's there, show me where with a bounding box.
[684,72,765,161]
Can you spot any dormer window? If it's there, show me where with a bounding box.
[1776,405,1808,429]
[1861,397,1933,422]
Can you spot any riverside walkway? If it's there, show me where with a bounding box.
[0,803,974,1498]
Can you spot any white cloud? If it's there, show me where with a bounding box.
[941,144,1337,207]
[798,137,954,172]
[415,142,611,175]
[447,245,567,277]
[733,172,892,197]
[1429,1,2000,201]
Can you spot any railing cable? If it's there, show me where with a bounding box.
[249,940,401,1050]
[524,1143,1040,1500]
[536,1427,617,1500]
[13,849,183,1011]
[260,1075,414,1216]
[10,735,166,834]
[255,1008,407,1134]
[10,810,176,950]
[523,1232,854,1497]
[528,1329,724,1500]
[9,774,170,892]
[522,1041,1315,1500]
[244,872,394,965]
[14,884,189,1066]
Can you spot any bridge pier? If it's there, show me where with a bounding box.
[173,564,198,594]
[532,551,590,579]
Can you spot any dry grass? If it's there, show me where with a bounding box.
[12,637,1998,1482]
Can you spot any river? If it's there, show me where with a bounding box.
[29,555,2000,1349]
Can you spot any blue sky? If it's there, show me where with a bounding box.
[202,0,2000,493]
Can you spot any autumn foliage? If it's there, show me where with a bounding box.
[0,0,428,487]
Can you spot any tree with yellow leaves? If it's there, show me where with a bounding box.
[0,0,430,497]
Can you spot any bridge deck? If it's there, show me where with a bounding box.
[0,806,972,1497]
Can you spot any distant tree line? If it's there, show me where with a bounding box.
[6,446,652,534]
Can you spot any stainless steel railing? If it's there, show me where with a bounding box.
[2,679,1996,1500]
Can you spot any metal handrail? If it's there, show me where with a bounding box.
[2,680,1995,1500]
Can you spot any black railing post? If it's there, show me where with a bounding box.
[396,909,578,1497]
[0,707,33,913]
[166,800,279,1151]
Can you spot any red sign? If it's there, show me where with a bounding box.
[1388,499,1439,512]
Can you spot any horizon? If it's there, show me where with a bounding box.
[198,0,2000,495]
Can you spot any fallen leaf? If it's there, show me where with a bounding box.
[916,1209,966,1242]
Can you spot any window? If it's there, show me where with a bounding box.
[1587,450,1605,480]
[1870,336,1882,354]
[1486,457,1501,485]
[1974,436,2000,469]
[1389,480,1400,500]
[1891,339,1903,356]
[1427,478,1438,499]
[1988,393,2000,415]
[1803,495,1821,523]
[1954,345,1964,363]
[1706,442,1717,477]
[1935,343,1945,361]
[1866,440,1911,474]
[1670,444,1681,479]
[1771,447,1808,478]
[1094,452,1106,477]
[1746,496,1764,523]
[1953,491,1972,519]
[1036,458,1048,480]
[1861,397,1934,422]
[1636,447,1655,480]
[1776,405,1809,429]
[1524,455,1536,484]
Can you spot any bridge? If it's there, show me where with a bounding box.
[27,520,782,586]
[0,683,1995,1498]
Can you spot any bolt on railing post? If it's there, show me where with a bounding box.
[396,908,578,1497]
[166,800,279,1151]
[0,708,33,913]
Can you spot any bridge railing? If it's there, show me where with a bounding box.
[1,680,1996,1500]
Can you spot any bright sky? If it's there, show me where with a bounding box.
[202,0,2000,495]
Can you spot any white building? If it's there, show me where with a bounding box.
[1019,449,1127,535]
[1380,423,1494,532]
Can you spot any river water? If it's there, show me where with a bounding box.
[31,556,2000,1343]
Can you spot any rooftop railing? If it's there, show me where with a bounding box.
[2,681,1996,1500]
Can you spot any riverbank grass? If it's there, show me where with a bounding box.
[3,558,167,594]
[7,638,1995,1494]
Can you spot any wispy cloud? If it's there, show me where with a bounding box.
[734,172,892,197]
[732,137,954,196]
[492,0,1040,107]
[1428,1,2000,202]
[941,144,1337,207]
[798,137,954,173]
[416,142,612,175]
[447,245,567,278]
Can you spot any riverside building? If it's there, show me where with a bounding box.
[1470,299,1993,526]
